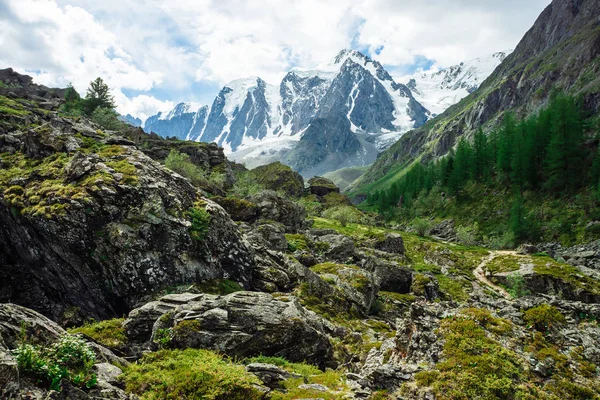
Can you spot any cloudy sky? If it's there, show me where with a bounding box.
[0,0,551,121]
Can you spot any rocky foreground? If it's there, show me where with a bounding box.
[0,71,599,399]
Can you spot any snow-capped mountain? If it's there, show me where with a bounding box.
[144,102,205,140]
[143,49,429,176]
[403,51,512,117]
[118,114,142,127]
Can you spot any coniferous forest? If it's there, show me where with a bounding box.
[366,92,600,246]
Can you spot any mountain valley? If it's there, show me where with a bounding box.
[1,0,600,399]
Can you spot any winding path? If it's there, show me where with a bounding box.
[472,250,520,300]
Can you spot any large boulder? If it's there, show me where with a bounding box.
[307,229,355,262]
[250,162,305,198]
[250,190,308,233]
[212,196,259,222]
[308,176,340,197]
[124,292,335,368]
[374,233,405,255]
[373,262,413,294]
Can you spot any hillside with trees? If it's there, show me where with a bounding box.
[366,92,600,246]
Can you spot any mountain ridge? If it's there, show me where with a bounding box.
[141,49,430,176]
[140,48,508,177]
[349,0,600,195]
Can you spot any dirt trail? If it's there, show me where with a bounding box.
[473,250,524,300]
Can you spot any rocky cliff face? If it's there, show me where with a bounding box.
[0,84,256,321]
[352,0,600,193]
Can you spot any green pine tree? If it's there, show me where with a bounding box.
[83,77,115,115]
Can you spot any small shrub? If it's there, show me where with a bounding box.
[13,334,97,391]
[485,231,515,250]
[322,206,359,227]
[153,328,173,349]
[164,149,206,185]
[523,304,566,332]
[122,349,263,400]
[504,273,530,298]
[456,224,478,246]
[188,204,210,241]
[91,107,127,131]
[412,218,433,237]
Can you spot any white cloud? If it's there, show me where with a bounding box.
[353,0,551,68]
[0,0,552,120]
[114,93,174,122]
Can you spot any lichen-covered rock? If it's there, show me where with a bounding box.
[249,162,305,197]
[212,196,259,222]
[246,363,299,389]
[124,292,335,367]
[374,233,405,255]
[307,229,355,261]
[250,224,288,253]
[0,109,255,321]
[308,176,340,197]
[250,190,308,233]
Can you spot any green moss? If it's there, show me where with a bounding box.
[310,262,359,275]
[121,349,263,400]
[310,263,370,292]
[312,240,331,254]
[296,282,359,324]
[195,279,243,295]
[97,145,126,158]
[249,162,304,197]
[285,233,308,252]
[522,304,565,332]
[322,192,350,208]
[415,370,440,386]
[0,95,30,116]
[75,134,106,153]
[244,355,290,367]
[411,274,432,296]
[172,320,203,340]
[544,379,599,400]
[105,160,139,185]
[68,318,126,349]
[0,152,99,218]
[532,257,600,295]
[436,275,470,302]
[379,291,416,304]
[416,310,526,400]
[270,369,348,400]
[485,255,522,274]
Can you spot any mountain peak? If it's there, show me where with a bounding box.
[332,49,369,65]
[224,76,264,92]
